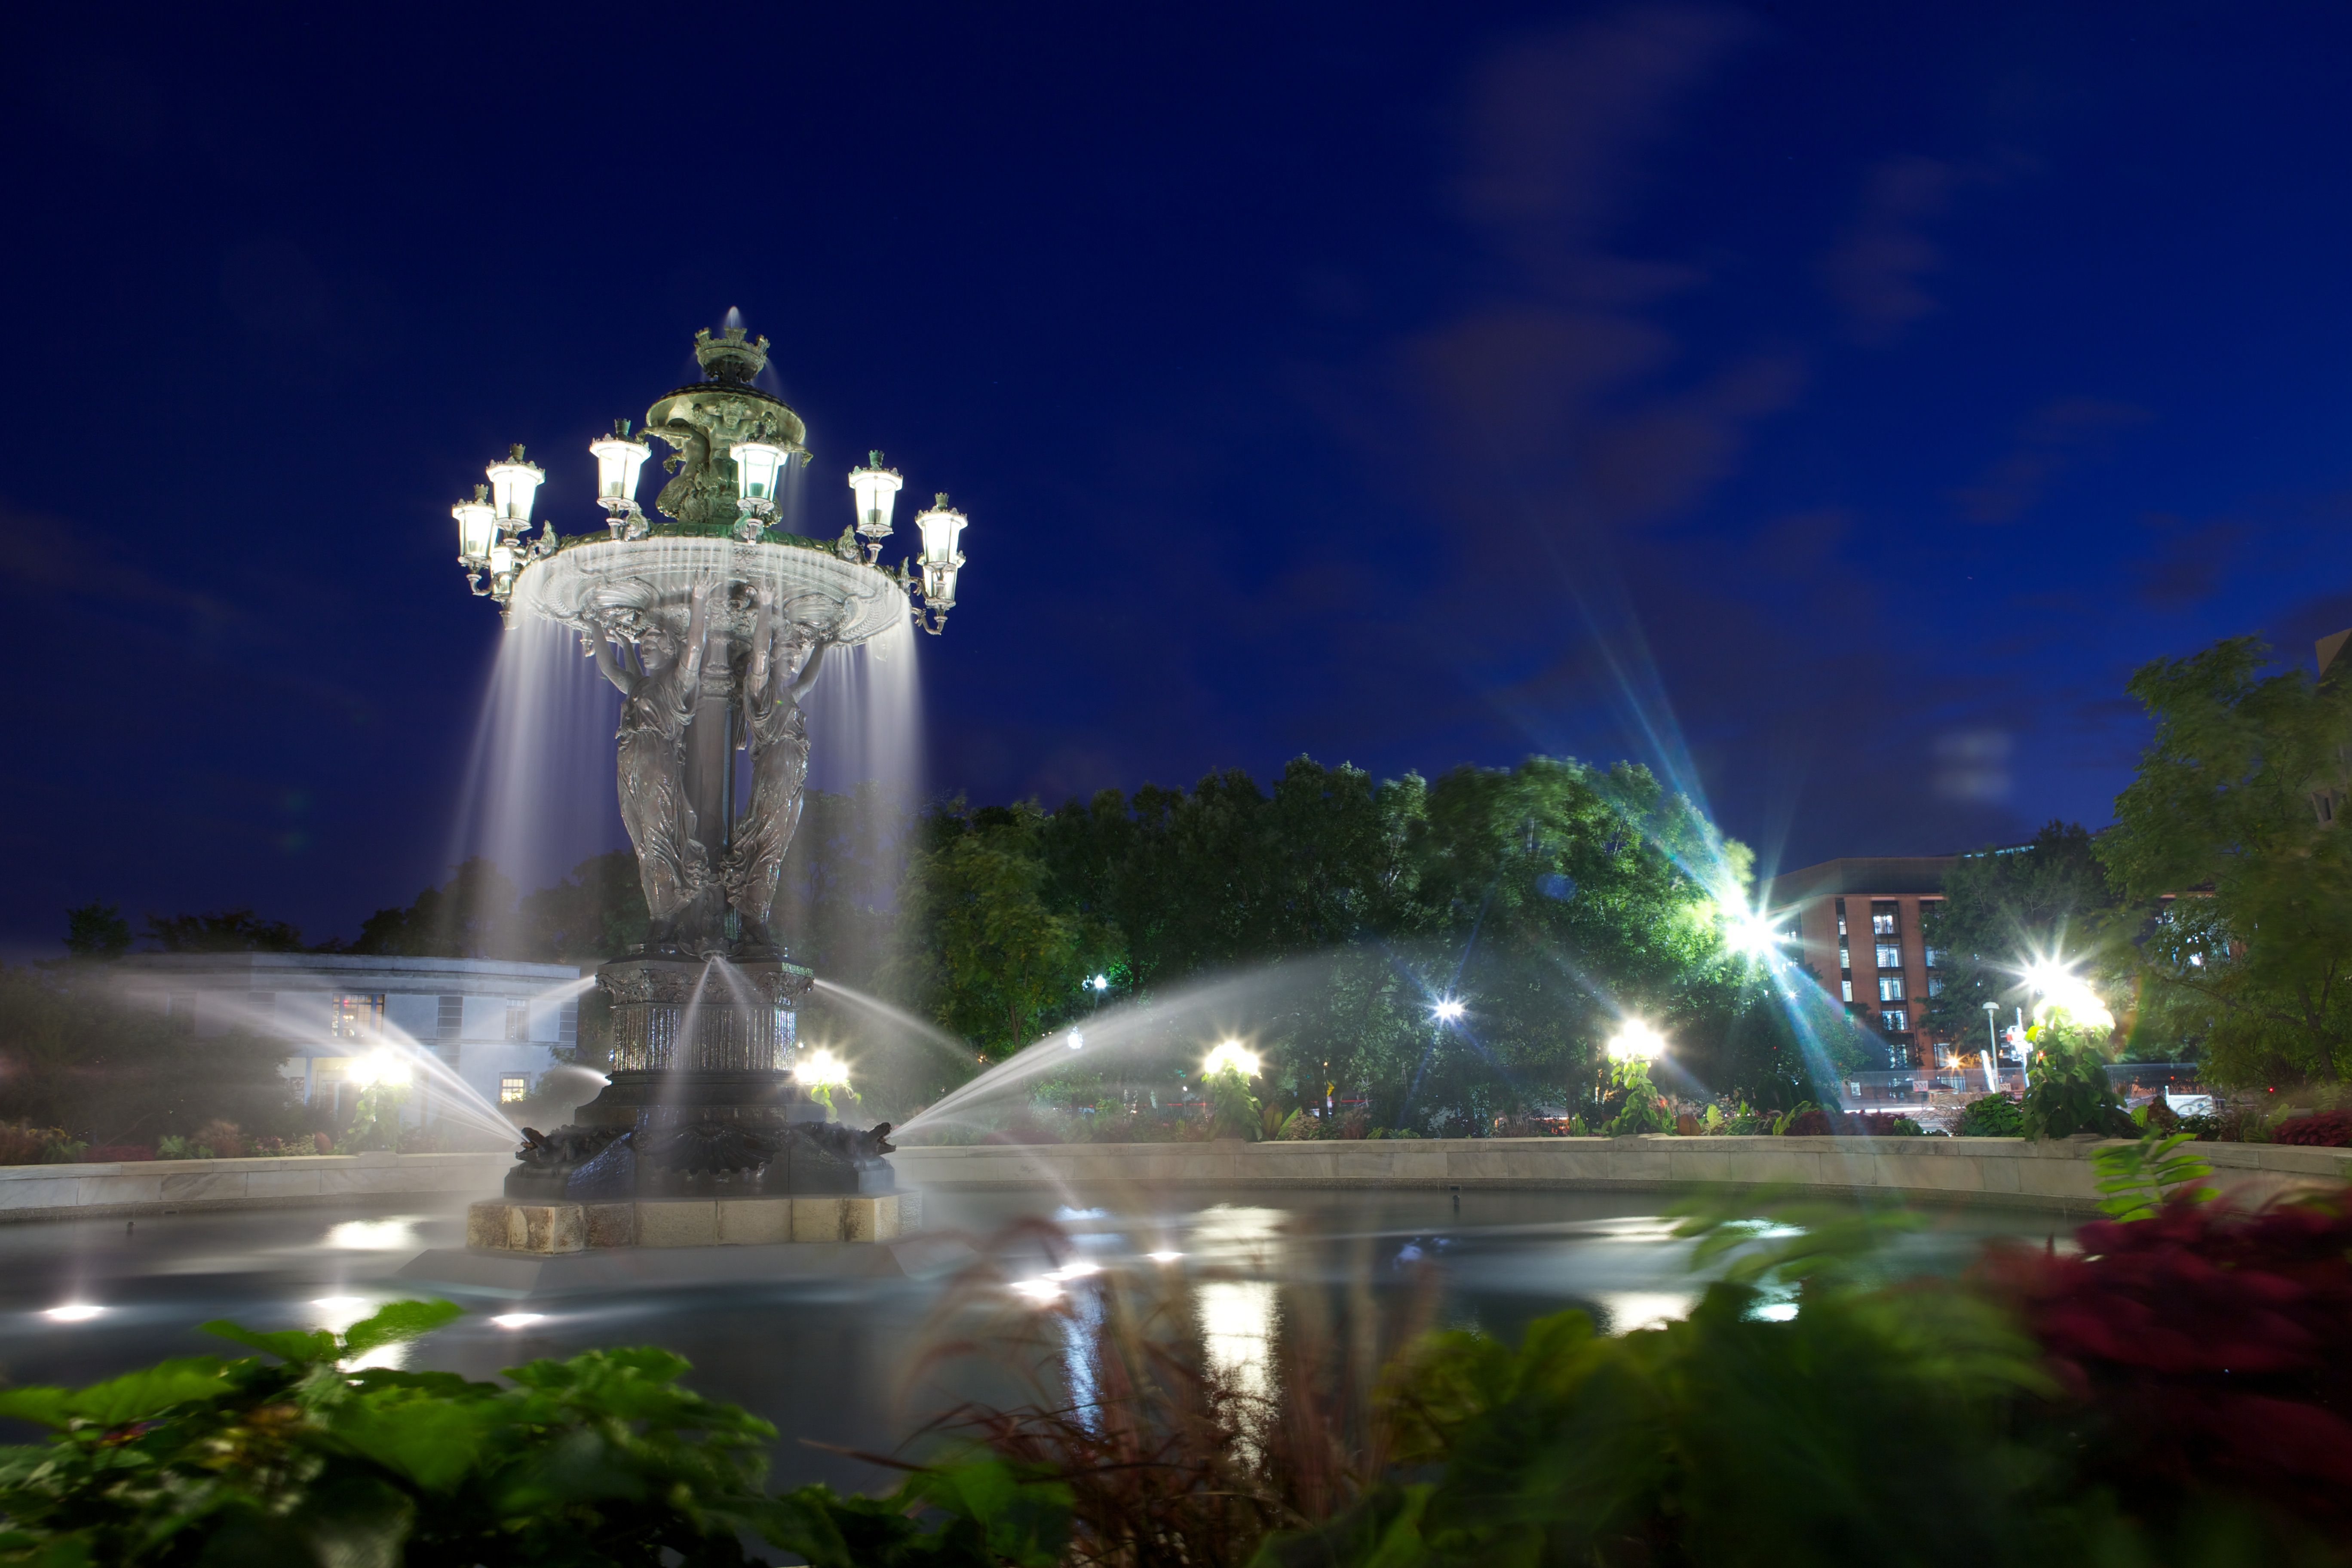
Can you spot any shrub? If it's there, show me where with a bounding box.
[1857,1113,1924,1136]
[2275,1109,2352,1147]
[193,1119,244,1159]
[1205,1066,1260,1140]
[2021,1013,2134,1140]
[0,1298,1067,1567]
[82,1144,151,1162]
[1779,1106,1835,1136]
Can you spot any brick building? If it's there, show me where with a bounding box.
[1765,856,1959,1070]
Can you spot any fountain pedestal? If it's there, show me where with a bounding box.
[485,956,900,1245]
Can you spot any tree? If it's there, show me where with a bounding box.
[2097,635,2352,1085]
[350,858,519,958]
[61,903,130,960]
[142,908,306,953]
[517,850,647,963]
[1922,822,2119,1042]
[887,803,1124,1059]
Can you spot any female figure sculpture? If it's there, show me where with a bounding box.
[724,586,827,952]
[595,578,714,950]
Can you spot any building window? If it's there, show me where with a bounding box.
[1875,943,1902,969]
[1871,902,1899,937]
[1880,1008,1910,1033]
[1879,975,1906,1002]
[1834,899,1848,938]
[499,1074,529,1104]
[1840,979,1854,1002]
[560,1001,579,1048]
[438,994,463,1039]
[1927,973,1946,997]
[1838,944,1852,970]
[329,995,384,1040]
[505,1000,528,1041]
[1923,945,1944,970]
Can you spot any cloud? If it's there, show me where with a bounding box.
[1951,396,2153,524]
[2130,511,2242,611]
[1821,156,1963,343]
[1933,730,2013,803]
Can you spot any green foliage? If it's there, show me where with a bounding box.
[2097,635,2352,1085]
[0,967,298,1147]
[349,856,523,958]
[2021,1009,2133,1139]
[1923,822,2120,1039]
[1954,1092,2025,1137]
[140,907,306,952]
[2091,1129,2219,1220]
[59,903,129,961]
[0,1297,1066,1568]
[1604,1058,1671,1135]
[1207,1065,1261,1139]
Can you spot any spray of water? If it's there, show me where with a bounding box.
[445,618,623,899]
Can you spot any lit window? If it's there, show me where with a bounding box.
[499,1075,529,1104]
[1927,973,1946,997]
[1875,943,1902,969]
[329,995,384,1040]
[1838,945,1852,970]
[1871,905,1899,936]
[1879,975,1905,1001]
[1923,946,1943,969]
[505,1001,527,1042]
[1880,1008,1909,1033]
[1840,979,1854,1001]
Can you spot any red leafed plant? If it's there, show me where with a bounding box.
[2275,1109,2352,1147]
[1984,1192,2352,1525]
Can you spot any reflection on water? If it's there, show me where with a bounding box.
[0,1187,2047,1493]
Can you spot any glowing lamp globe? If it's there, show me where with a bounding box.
[452,492,496,562]
[589,425,650,505]
[916,495,967,573]
[849,454,903,542]
[732,440,788,503]
[485,446,543,525]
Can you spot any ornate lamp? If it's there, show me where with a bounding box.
[589,420,650,539]
[731,439,789,541]
[485,445,543,531]
[912,492,968,634]
[453,486,495,565]
[848,453,902,561]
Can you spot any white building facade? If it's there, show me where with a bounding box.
[113,952,585,1122]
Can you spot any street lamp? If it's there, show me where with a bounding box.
[589,420,650,539]
[1203,1040,1259,1077]
[452,486,496,587]
[1433,996,1466,1023]
[1606,1019,1665,1062]
[849,453,902,562]
[912,493,967,634]
[1981,1001,2000,1091]
[731,439,790,540]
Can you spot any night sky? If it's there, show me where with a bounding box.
[7,2,2352,953]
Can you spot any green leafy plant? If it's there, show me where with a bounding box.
[2091,1129,2219,1221]
[0,1298,1067,1567]
[1604,1057,1671,1135]
[2021,1008,2133,1139]
[1207,1065,1261,1140]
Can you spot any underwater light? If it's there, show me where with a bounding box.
[44,1304,103,1323]
[1146,1250,1184,1263]
[1009,1278,1063,1304]
[491,1313,544,1329]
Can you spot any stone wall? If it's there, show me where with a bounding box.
[0,1151,516,1223]
[889,1134,2352,1216]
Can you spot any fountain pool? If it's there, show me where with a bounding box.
[0,1187,2051,1496]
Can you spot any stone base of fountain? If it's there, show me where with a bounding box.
[482,955,902,1244]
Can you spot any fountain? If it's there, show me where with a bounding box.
[439,321,969,1270]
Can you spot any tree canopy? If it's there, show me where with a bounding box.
[2097,635,2352,1084]
[1922,821,2118,1043]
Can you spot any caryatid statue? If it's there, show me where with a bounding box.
[724,587,828,952]
[595,578,715,946]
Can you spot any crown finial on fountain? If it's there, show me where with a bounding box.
[693,323,770,385]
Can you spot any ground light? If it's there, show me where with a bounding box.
[1203,1040,1259,1077]
[2021,959,2115,1030]
[1606,1019,1667,1062]
[791,1048,852,1089]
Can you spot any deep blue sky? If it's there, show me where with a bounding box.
[6,1,2352,951]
